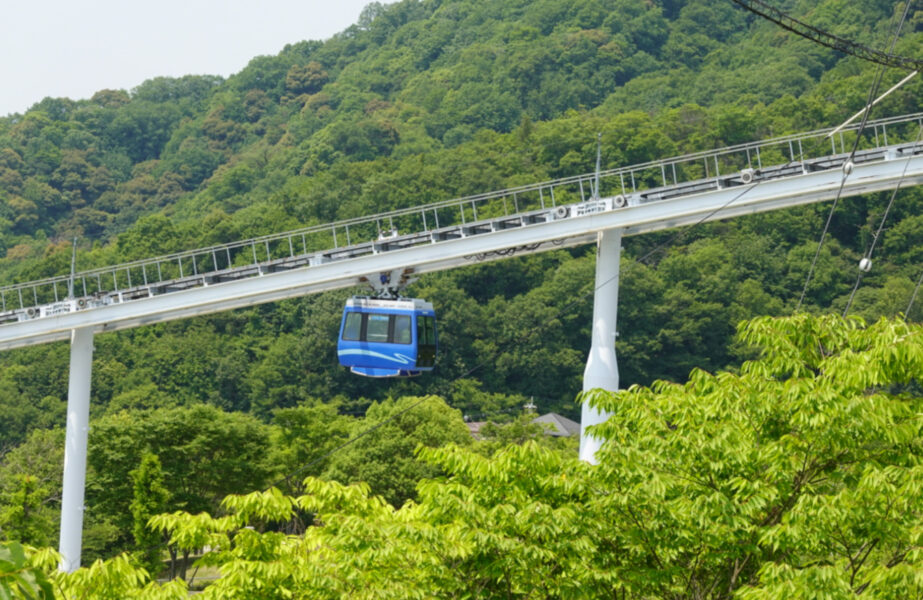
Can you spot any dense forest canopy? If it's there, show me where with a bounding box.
[0,0,922,585]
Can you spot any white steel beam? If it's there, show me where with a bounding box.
[0,153,919,352]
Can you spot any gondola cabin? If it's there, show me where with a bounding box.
[337,297,437,377]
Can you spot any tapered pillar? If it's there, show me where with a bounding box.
[59,327,94,572]
[580,228,621,463]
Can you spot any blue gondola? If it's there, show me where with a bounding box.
[337,296,437,377]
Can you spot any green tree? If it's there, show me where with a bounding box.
[129,453,170,577]
[53,552,187,599]
[52,314,923,599]
[271,401,352,492]
[0,475,53,547]
[114,213,181,261]
[87,405,274,557]
[323,395,472,507]
[0,429,63,551]
[105,101,182,163]
[584,313,923,597]
[0,541,53,599]
[284,62,329,95]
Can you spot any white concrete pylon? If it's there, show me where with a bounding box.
[580,228,621,463]
[58,327,94,572]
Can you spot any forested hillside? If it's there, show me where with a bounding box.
[0,0,922,570]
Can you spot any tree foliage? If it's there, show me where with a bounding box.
[584,314,923,597]
[0,542,53,600]
[129,453,169,576]
[0,475,53,548]
[85,405,274,557]
[18,315,920,598]
[323,395,473,507]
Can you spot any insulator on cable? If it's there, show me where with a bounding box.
[843,160,854,175]
[859,257,872,272]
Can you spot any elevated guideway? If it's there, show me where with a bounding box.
[0,112,921,352]
[4,112,921,571]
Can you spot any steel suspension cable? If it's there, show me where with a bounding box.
[843,123,923,316]
[729,0,923,71]
[796,0,913,310]
[907,267,923,316]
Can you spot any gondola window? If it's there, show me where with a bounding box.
[367,314,390,342]
[342,312,362,341]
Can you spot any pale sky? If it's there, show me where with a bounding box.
[0,0,388,117]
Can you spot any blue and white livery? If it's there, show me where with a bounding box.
[337,297,437,377]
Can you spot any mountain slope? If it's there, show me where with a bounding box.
[0,0,920,432]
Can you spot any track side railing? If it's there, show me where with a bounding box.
[1,112,921,323]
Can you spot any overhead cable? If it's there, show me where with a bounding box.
[843,123,923,316]
[729,0,923,71]
[796,0,913,310]
[908,268,923,316]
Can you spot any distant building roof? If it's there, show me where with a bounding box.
[466,421,487,440]
[464,414,580,439]
[531,413,580,437]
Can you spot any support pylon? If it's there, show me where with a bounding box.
[59,327,94,572]
[580,228,621,463]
